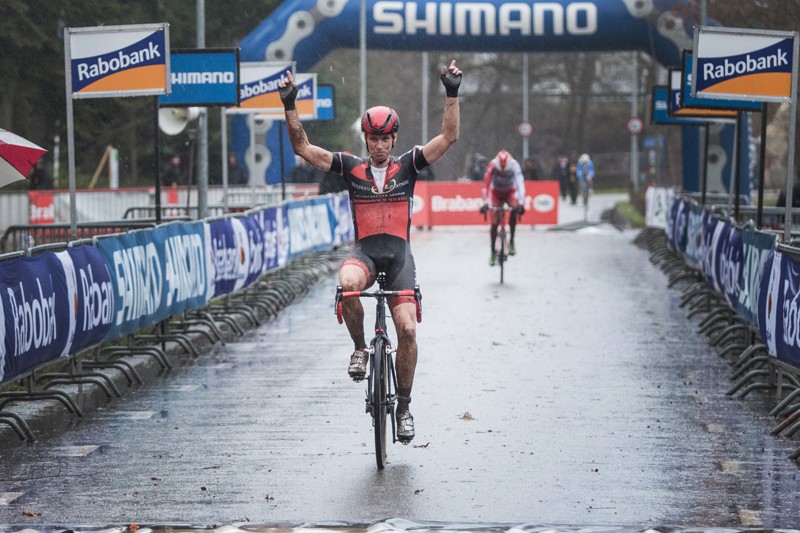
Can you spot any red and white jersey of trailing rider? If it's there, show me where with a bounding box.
[329,147,428,242]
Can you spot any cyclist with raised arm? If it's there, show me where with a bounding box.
[279,60,462,443]
[480,149,526,266]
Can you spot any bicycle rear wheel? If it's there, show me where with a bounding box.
[371,338,388,469]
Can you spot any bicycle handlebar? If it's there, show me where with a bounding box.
[335,286,422,324]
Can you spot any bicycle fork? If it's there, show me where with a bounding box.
[364,339,399,442]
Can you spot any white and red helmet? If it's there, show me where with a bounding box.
[496,149,511,171]
[361,106,400,135]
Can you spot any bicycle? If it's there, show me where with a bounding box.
[484,205,514,284]
[334,273,422,469]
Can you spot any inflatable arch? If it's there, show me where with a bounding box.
[234,0,748,196]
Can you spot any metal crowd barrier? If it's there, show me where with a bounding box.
[0,233,350,443]
[122,205,232,219]
[639,213,800,462]
[0,220,189,254]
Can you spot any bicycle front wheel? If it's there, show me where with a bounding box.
[371,338,388,469]
[498,227,506,284]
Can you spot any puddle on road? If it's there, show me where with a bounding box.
[0,520,796,533]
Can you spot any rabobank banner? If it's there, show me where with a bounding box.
[228,61,295,114]
[67,23,170,99]
[0,254,71,382]
[681,50,763,112]
[719,223,743,310]
[294,73,317,120]
[693,27,796,103]
[757,247,800,367]
[54,246,115,356]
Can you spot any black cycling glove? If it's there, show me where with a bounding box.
[516,205,525,216]
[441,69,462,98]
[279,80,297,111]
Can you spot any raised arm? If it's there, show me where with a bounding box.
[422,59,462,166]
[279,71,333,172]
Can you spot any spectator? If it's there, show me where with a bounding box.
[471,154,488,181]
[776,180,800,207]
[227,153,248,186]
[552,154,570,201]
[522,157,540,181]
[29,157,53,190]
[162,153,182,186]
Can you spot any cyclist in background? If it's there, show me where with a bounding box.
[278,60,463,443]
[480,149,526,266]
[576,153,595,206]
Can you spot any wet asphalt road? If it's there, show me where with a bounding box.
[0,194,799,528]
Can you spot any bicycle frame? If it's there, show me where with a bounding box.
[485,205,514,284]
[334,272,422,469]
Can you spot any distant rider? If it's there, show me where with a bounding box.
[278,60,463,444]
[576,153,595,206]
[480,149,526,266]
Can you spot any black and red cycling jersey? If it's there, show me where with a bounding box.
[329,147,428,243]
[328,146,428,293]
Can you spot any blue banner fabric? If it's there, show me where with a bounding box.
[97,231,164,340]
[208,218,248,299]
[719,224,743,309]
[286,197,337,260]
[162,222,209,314]
[737,228,775,327]
[0,254,71,382]
[758,249,800,367]
[55,246,115,355]
[683,203,705,270]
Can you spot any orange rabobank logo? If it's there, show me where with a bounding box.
[695,31,794,100]
[69,25,169,97]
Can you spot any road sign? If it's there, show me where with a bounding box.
[517,120,533,137]
[626,116,643,134]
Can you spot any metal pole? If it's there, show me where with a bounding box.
[359,0,367,157]
[196,0,208,218]
[757,104,767,229]
[64,29,78,237]
[522,53,529,160]
[630,51,639,192]
[733,112,742,220]
[221,108,229,212]
[701,125,709,205]
[154,97,162,224]
[422,52,429,144]
[783,33,799,243]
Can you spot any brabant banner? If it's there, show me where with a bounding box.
[411,181,558,227]
[693,26,796,103]
[67,23,170,99]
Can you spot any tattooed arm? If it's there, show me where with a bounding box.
[279,71,333,171]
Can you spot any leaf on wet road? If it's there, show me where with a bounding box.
[459,411,474,420]
[22,509,42,517]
